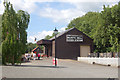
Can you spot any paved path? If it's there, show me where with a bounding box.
[2,58,118,78]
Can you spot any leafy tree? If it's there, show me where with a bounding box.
[2,1,30,65]
[66,2,120,53]
[17,10,30,54]
[93,5,113,52]
[43,2,120,53]
[110,2,120,53]
[67,12,100,39]
[26,43,38,53]
[2,2,18,65]
[44,32,59,40]
[44,35,52,40]
[0,15,2,64]
[0,15,2,46]
[94,3,120,53]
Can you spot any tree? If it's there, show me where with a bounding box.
[110,2,120,53]
[17,10,30,55]
[66,2,120,53]
[93,5,113,52]
[67,12,100,38]
[0,15,2,64]
[2,1,30,65]
[94,3,120,53]
[2,2,18,65]
[44,32,59,40]
[44,35,52,40]
[26,43,38,53]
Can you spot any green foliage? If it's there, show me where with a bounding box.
[26,42,43,53]
[67,2,120,53]
[67,12,100,39]
[17,10,30,54]
[0,15,2,64]
[94,3,120,53]
[44,32,59,40]
[44,35,52,40]
[0,15,2,49]
[2,1,30,65]
[26,43,38,53]
[0,15,2,25]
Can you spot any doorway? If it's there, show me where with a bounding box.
[80,46,90,57]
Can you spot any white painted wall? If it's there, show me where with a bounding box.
[78,57,120,67]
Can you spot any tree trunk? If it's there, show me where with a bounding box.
[12,55,14,65]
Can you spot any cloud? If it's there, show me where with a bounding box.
[0,0,118,14]
[27,27,66,43]
[0,0,4,14]
[27,30,53,43]
[39,7,85,23]
[57,0,119,2]
[10,0,38,13]
[70,2,103,12]
[0,0,38,14]
[0,0,119,43]
[0,0,119,20]
[59,27,66,32]
[38,1,119,23]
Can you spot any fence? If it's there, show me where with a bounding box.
[88,52,120,58]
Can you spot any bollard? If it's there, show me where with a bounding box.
[53,58,58,65]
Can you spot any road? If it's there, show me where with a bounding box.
[2,57,118,78]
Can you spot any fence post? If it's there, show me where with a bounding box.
[97,53,99,57]
[111,52,114,58]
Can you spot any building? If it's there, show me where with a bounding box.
[37,27,93,59]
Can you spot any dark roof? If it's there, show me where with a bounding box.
[37,28,75,45]
[37,39,52,45]
[37,27,93,45]
[49,27,93,41]
[49,27,75,40]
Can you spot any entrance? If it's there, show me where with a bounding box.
[80,46,90,57]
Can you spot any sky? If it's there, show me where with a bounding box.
[0,0,119,43]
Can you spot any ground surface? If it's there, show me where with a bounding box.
[2,57,118,78]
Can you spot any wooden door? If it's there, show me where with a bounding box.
[80,46,90,57]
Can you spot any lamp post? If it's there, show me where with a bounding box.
[54,27,58,67]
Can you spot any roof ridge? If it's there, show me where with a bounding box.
[49,27,75,40]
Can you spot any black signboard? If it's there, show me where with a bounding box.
[66,35,83,42]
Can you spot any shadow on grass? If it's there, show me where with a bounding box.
[14,65,67,68]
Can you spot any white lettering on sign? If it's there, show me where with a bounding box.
[66,35,83,42]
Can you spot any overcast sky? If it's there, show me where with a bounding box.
[0,0,119,43]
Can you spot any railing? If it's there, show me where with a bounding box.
[88,52,120,58]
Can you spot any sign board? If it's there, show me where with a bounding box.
[66,35,83,42]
